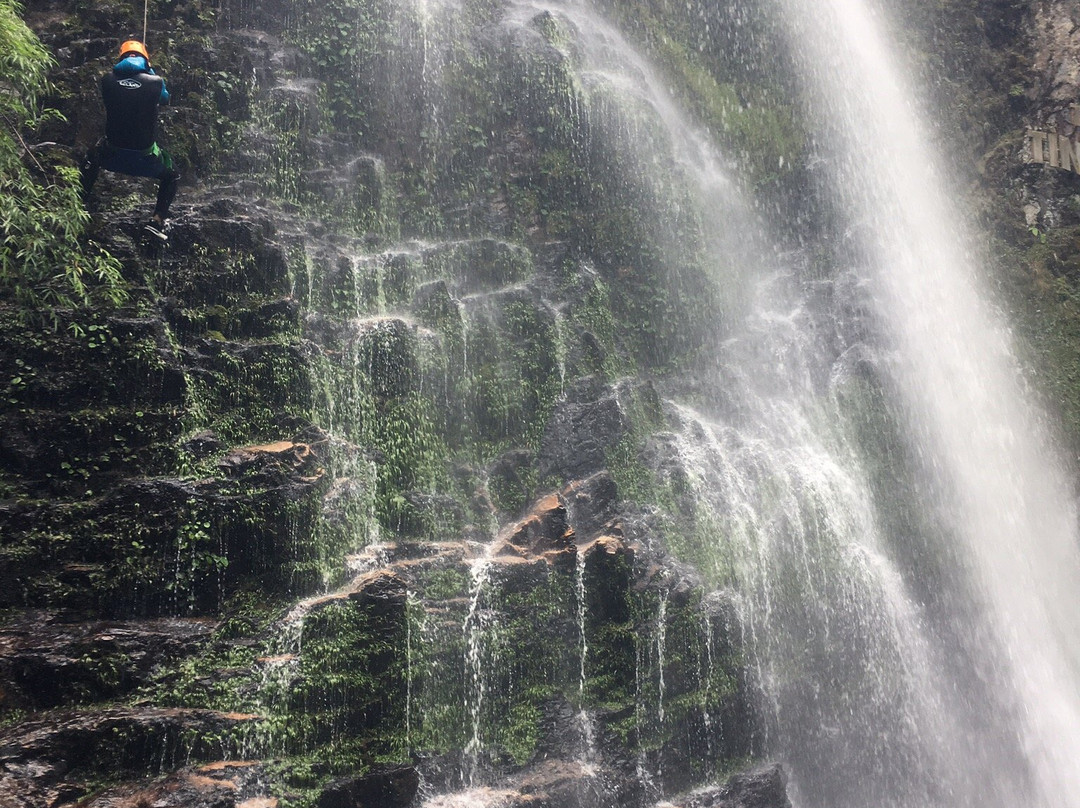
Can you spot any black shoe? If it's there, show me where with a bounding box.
[143,219,169,243]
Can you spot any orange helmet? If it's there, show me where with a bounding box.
[118,40,150,62]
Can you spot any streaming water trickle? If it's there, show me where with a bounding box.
[753,0,1080,805]
[633,626,658,801]
[574,546,599,764]
[552,305,568,394]
[421,786,517,808]
[462,541,498,786]
[405,591,420,752]
[655,597,667,728]
[415,0,441,136]
[698,608,715,760]
[500,0,760,303]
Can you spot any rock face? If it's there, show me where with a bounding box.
[77,761,275,808]
[0,708,261,808]
[539,376,632,481]
[21,0,1076,805]
[15,0,1075,801]
[985,0,1080,452]
[1032,2,1080,108]
[7,0,796,801]
[0,611,214,710]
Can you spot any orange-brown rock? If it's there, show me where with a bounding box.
[495,493,574,561]
[578,532,630,559]
[218,431,328,483]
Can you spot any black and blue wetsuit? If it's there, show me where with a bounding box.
[80,55,178,219]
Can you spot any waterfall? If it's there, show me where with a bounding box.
[762,0,1080,805]
[493,0,961,799]
[656,596,667,728]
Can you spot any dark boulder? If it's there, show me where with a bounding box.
[316,764,419,808]
[494,493,574,565]
[538,376,629,482]
[218,437,325,484]
[511,759,636,808]
[561,471,619,537]
[488,447,536,516]
[0,707,260,808]
[184,429,225,459]
[74,760,272,808]
[680,764,792,808]
[348,570,409,616]
[414,279,461,331]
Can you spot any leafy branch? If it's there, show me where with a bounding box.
[0,0,126,324]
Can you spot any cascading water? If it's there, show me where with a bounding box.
[490,1,957,800]
[757,0,1080,805]
[500,0,764,304]
[655,596,667,728]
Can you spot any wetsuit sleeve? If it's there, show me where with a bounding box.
[146,67,170,105]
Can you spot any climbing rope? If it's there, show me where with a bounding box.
[142,0,149,45]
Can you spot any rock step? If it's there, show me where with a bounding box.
[670,764,792,808]
[0,610,214,712]
[0,405,183,484]
[0,708,260,808]
[70,760,274,808]
[0,429,339,616]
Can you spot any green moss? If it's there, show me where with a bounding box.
[0,0,789,795]
[451,294,562,461]
[423,240,534,292]
[406,562,580,766]
[640,20,803,187]
[182,340,315,446]
[502,299,562,447]
[499,701,542,765]
[250,91,307,202]
[420,567,470,601]
[276,599,408,756]
[565,274,621,378]
[287,0,391,137]
[0,406,181,485]
[487,461,537,517]
[370,393,449,532]
[996,224,1080,458]
[144,589,411,806]
[604,383,664,501]
[466,566,576,765]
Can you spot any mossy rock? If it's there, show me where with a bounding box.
[422,239,534,295]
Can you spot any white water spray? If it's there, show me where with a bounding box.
[774,0,1080,804]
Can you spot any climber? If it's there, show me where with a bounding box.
[79,39,178,243]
